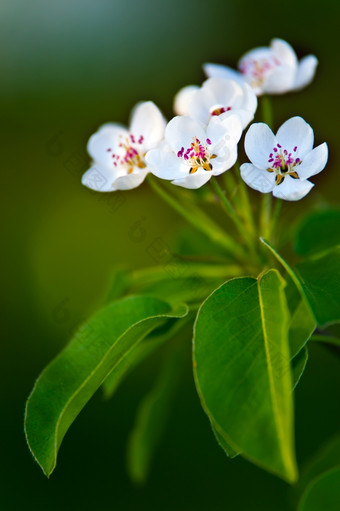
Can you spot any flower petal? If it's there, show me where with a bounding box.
[276,116,314,158]
[244,122,277,169]
[203,63,246,86]
[292,55,318,91]
[272,176,314,201]
[240,83,258,123]
[87,125,128,167]
[165,116,206,154]
[296,143,328,179]
[202,77,244,106]
[172,172,212,189]
[240,163,276,193]
[82,164,117,192]
[218,114,243,144]
[212,145,238,175]
[173,85,199,115]
[239,47,272,67]
[112,170,148,191]
[187,87,216,125]
[271,38,298,69]
[145,145,187,180]
[129,101,166,151]
[261,65,296,94]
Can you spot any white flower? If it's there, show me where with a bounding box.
[240,117,328,201]
[174,77,257,129]
[146,115,242,189]
[204,39,318,96]
[82,101,166,192]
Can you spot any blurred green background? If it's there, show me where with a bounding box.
[1,0,339,509]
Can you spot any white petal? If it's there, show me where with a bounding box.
[212,145,238,175]
[261,65,296,94]
[165,116,206,154]
[292,55,318,91]
[87,125,128,167]
[244,123,277,169]
[145,146,186,180]
[240,163,276,193]
[297,143,328,179]
[187,87,216,125]
[239,47,273,67]
[203,63,246,86]
[82,164,117,192]
[173,85,199,115]
[215,84,257,129]
[272,176,314,201]
[218,114,242,144]
[172,172,212,189]
[129,101,166,151]
[241,83,258,121]
[271,38,298,69]
[113,170,148,191]
[220,109,253,130]
[202,77,244,106]
[276,116,314,158]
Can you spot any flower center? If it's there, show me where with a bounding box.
[266,143,301,185]
[240,55,280,89]
[177,137,217,174]
[210,105,232,117]
[107,134,146,174]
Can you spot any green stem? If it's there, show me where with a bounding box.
[261,95,274,129]
[260,193,272,238]
[267,199,282,241]
[132,262,244,287]
[223,170,238,198]
[233,162,256,237]
[148,176,246,260]
[211,177,259,260]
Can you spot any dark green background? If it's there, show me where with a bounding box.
[1,0,339,509]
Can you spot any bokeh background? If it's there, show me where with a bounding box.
[1,0,340,509]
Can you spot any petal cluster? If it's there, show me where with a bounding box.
[240,117,328,201]
[204,39,318,96]
[174,77,257,129]
[146,115,242,189]
[82,101,166,192]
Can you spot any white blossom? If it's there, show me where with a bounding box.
[174,77,257,129]
[204,39,318,96]
[146,115,242,189]
[240,117,328,201]
[82,101,166,192]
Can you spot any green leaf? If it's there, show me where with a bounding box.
[211,423,240,458]
[193,270,298,483]
[25,296,188,477]
[296,247,340,327]
[292,347,308,390]
[286,278,316,358]
[130,263,243,305]
[261,238,340,329]
[296,209,340,256]
[127,348,182,484]
[296,434,340,502]
[297,467,340,511]
[104,266,131,303]
[261,237,318,343]
[310,335,340,347]
[102,316,192,399]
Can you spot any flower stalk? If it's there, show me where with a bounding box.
[148,176,247,261]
